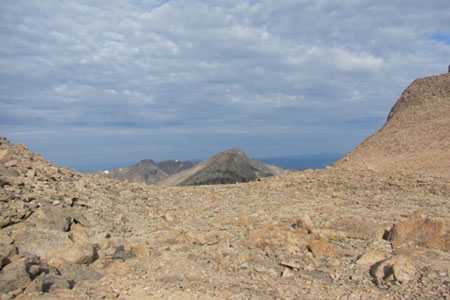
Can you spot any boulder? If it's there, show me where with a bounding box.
[355,250,386,266]
[0,255,58,293]
[0,257,33,293]
[26,206,72,232]
[49,241,98,265]
[25,274,71,293]
[387,218,448,251]
[44,257,102,282]
[308,240,339,258]
[14,229,72,259]
[293,214,314,233]
[370,255,416,285]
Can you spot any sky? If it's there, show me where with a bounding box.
[1,0,449,171]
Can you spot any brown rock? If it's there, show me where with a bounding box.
[25,169,36,178]
[330,216,384,240]
[0,149,8,161]
[184,231,220,245]
[308,240,338,258]
[371,255,416,285]
[249,224,309,250]
[132,244,150,257]
[387,218,448,251]
[294,214,314,233]
[355,250,386,266]
[49,241,98,265]
[4,160,18,168]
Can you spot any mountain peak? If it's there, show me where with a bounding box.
[157,148,287,186]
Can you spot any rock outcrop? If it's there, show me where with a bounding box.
[335,73,450,176]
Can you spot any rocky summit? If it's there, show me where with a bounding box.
[0,73,449,299]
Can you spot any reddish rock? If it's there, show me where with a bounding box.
[308,240,338,258]
[387,218,448,251]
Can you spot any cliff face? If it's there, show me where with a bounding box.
[335,73,450,176]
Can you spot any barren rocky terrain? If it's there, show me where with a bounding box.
[0,73,449,299]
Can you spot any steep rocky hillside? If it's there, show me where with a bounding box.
[90,159,168,185]
[335,73,450,176]
[157,148,287,186]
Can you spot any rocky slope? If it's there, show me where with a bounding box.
[157,148,288,186]
[335,73,450,176]
[0,73,449,299]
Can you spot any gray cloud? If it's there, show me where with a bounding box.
[1,0,449,170]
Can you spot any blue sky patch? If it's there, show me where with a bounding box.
[430,33,450,45]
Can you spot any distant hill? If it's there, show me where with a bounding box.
[89,159,168,184]
[259,153,344,170]
[157,148,288,186]
[90,159,197,185]
[335,73,450,176]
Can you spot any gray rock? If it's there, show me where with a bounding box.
[25,274,71,293]
[112,245,136,260]
[0,257,32,293]
[27,206,72,232]
[61,264,103,282]
[0,255,57,293]
[14,229,72,259]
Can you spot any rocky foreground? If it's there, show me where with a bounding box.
[0,137,449,299]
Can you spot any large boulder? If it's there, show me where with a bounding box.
[387,218,449,251]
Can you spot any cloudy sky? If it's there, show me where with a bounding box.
[1,0,449,171]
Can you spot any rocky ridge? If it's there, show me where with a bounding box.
[0,73,449,299]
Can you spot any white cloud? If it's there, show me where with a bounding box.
[1,0,449,168]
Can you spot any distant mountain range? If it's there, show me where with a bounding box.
[89,159,197,185]
[90,148,291,186]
